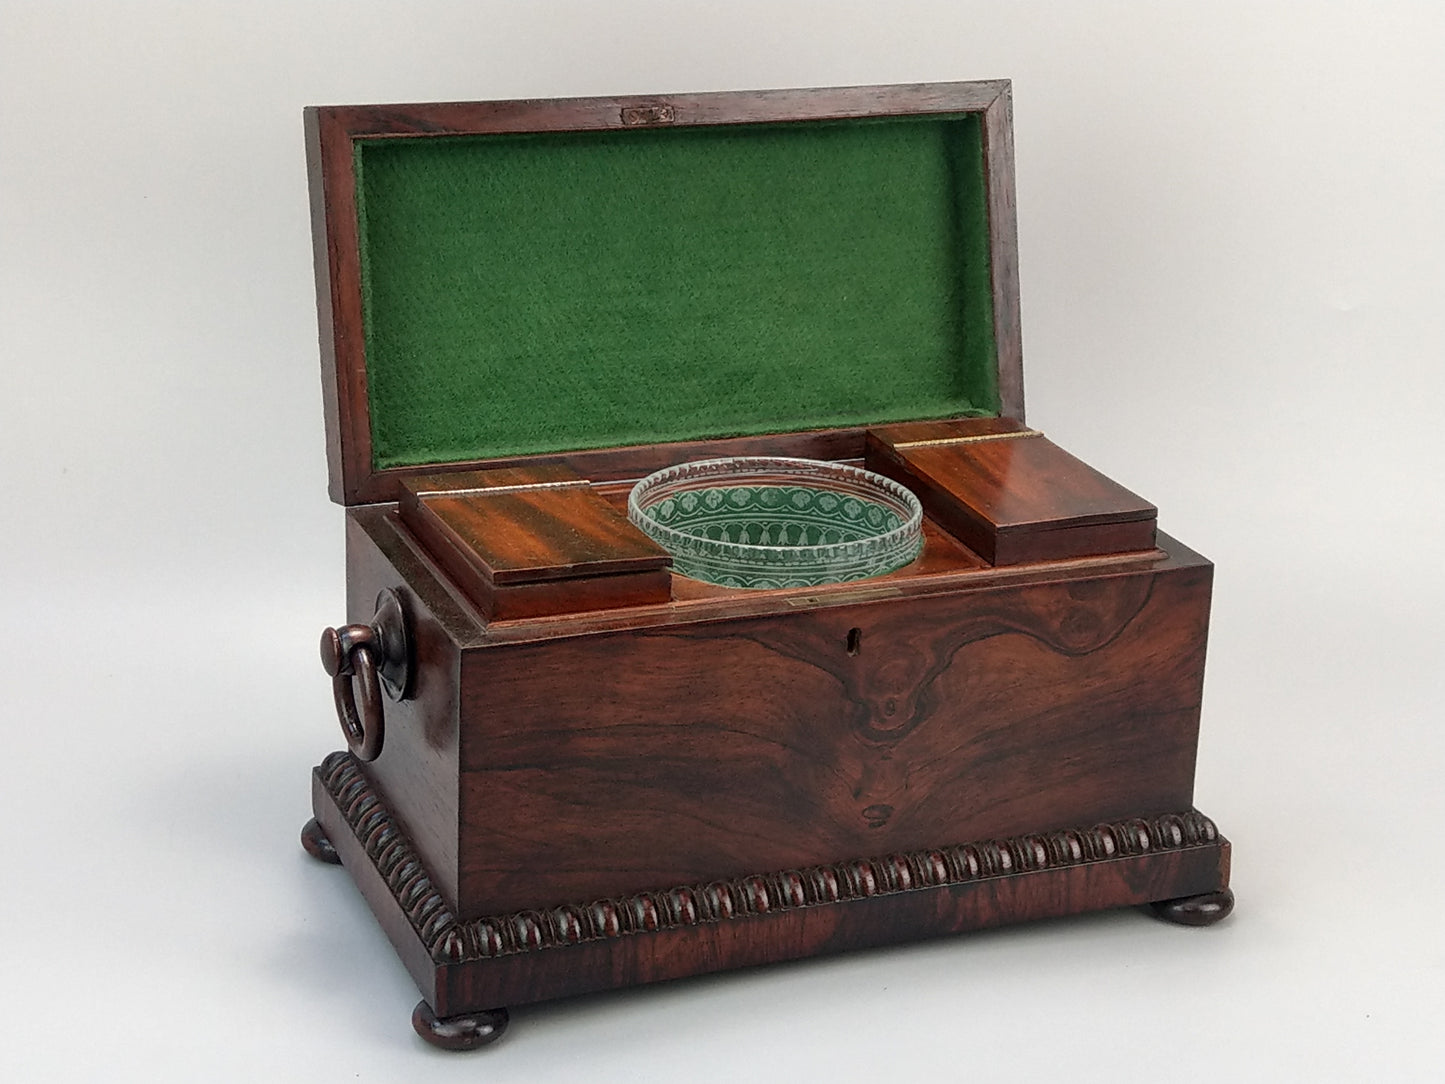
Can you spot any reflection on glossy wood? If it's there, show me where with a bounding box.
[398,468,672,620]
[868,421,1156,564]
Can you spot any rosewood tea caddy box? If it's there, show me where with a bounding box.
[299,80,1233,1050]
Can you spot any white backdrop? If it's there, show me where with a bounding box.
[3,2,1442,1079]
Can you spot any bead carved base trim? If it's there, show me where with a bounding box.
[315,751,1228,968]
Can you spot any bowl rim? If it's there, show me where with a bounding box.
[627,456,924,564]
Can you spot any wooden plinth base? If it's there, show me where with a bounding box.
[308,751,1232,1049]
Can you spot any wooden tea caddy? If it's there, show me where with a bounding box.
[299,80,1233,1051]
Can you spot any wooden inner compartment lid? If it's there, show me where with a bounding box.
[398,466,672,621]
[866,420,1157,566]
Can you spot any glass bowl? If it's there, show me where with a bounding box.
[628,456,924,589]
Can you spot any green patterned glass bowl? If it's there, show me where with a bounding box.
[628,457,924,589]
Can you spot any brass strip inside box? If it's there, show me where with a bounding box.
[892,428,1042,449]
[415,479,591,498]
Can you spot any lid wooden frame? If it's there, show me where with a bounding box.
[306,80,1024,506]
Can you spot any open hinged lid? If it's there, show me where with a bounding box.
[307,80,1024,505]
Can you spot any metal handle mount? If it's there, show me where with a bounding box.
[319,588,412,762]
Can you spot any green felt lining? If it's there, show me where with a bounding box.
[356,113,999,470]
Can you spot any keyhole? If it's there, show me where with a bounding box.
[846,627,862,656]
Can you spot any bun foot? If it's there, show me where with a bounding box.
[1150,888,1234,927]
[300,817,341,865]
[412,1000,509,1051]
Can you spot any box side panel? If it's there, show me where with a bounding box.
[344,509,465,908]
[454,550,1212,917]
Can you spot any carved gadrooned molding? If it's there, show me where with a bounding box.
[318,751,1219,965]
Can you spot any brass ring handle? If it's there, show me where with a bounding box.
[319,589,413,763]
[335,642,384,761]
[320,625,385,761]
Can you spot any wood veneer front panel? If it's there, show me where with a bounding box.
[452,547,1212,917]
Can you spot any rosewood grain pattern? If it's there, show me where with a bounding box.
[481,570,674,623]
[433,550,672,622]
[316,81,1010,140]
[986,520,1159,566]
[303,108,347,505]
[868,428,1157,565]
[347,507,486,645]
[306,105,374,506]
[436,842,1227,1012]
[340,505,1209,922]
[352,501,1180,650]
[447,560,1210,916]
[982,84,1025,421]
[312,752,1229,1016]
[397,475,672,620]
[894,436,1155,528]
[406,488,669,584]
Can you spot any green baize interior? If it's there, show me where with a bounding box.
[355,112,1000,469]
